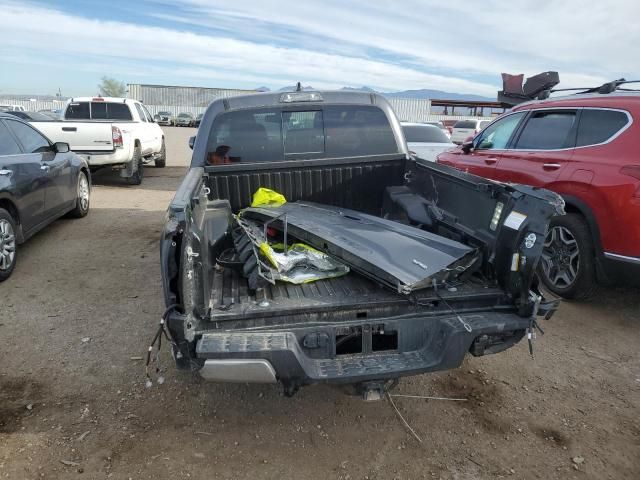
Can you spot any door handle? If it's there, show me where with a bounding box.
[543,163,561,170]
[40,164,50,171]
[62,127,77,132]
[484,157,498,164]
[0,169,12,177]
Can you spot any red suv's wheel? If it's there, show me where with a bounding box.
[538,213,597,299]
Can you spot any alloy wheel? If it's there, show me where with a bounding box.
[0,219,16,271]
[540,225,580,289]
[79,174,90,211]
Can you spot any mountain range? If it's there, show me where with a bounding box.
[258,85,494,102]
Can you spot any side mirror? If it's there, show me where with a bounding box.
[54,142,70,153]
[188,136,195,150]
[461,141,473,154]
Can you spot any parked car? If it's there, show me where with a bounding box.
[194,113,203,128]
[425,121,452,139]
[154,111,175,126]
[34,97,166,185]
[401,122,454,161]
[160,90,561,397]
[0,105,26,112]
[176,112,195,127]
[5,111,55,122]
[437,83,640,298]
[450,119,491,144]
[0,113,91,281]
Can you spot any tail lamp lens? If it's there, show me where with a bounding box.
[112,126,123,148]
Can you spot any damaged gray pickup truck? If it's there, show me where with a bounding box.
[160,90,563,398]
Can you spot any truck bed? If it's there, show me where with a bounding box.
[34,121,116,152]
[208,267,411,323]
[207,266,506,328]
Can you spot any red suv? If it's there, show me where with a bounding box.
[437,90,640,299]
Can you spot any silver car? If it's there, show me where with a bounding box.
[154,111,175,126]
[401,122,454,162]
[450,119,492,144]
[176,112,194,127]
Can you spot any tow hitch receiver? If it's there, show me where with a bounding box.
[357,379,399,401]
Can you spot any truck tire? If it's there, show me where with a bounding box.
[155,139,166,168]
[126,145,144,186]
[0,208,17,282]
[68,171,90,218]
[538,213,598,300]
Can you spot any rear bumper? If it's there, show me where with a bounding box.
[188,312,530,386]
[78,148,130,166]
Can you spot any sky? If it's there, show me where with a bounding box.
[1,0,639,97]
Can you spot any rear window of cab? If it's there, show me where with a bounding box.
[65,102,132,121]
[205,105,398,165]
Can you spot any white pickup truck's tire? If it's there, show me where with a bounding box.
[155,139,166,168]
[126,145,144,186]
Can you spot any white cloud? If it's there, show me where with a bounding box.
[170,0,639,86]
[0,1,497,95]
[2,0,637,96]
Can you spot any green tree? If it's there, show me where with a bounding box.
[98,77,126,97]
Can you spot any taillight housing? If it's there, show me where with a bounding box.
[621,165,640,197]
[112,126,123,148]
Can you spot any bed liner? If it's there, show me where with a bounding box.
[207,266,505,325]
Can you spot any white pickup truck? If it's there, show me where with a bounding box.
[34,97,165,185]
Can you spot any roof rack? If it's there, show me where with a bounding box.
[499,74,640,105]
[539,78,640,100]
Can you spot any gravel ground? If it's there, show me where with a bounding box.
[1,126,639,479]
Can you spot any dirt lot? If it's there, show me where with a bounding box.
[1,126,639,479]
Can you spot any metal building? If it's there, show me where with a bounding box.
[1,84,493,123]
[127,84,258,107]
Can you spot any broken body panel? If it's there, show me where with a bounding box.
[160,91,562,393]
[241,202,477,294]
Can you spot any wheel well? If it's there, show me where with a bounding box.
[561,196,602,255]
[563,203,582,215]
[0,198,19,225]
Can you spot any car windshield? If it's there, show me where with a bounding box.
[454,120,478,129]
[6,111,29,119]
[178,113,191,118]
[158,111,171,115]
[18,112,54,121]
[403,125,451,143]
